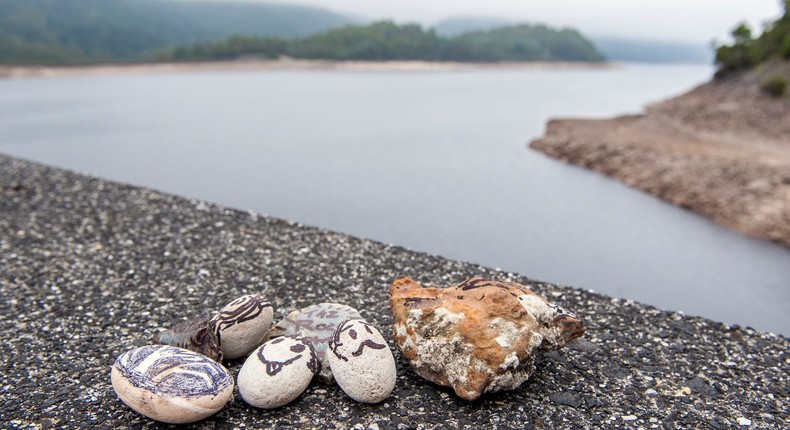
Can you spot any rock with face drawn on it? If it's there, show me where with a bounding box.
[326,318,396,403]
[390,276,585,401]
[265,302,361,382]
[237,336,319,409]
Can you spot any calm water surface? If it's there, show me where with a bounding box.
[2,64,789,335]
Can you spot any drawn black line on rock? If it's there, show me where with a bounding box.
[116,346,232,398]
[330,320,386,362]
[302,339,321,375]
[211,295,271,343]
[458,278,530,295]
[351,340,386,357]
[258,337,310,376]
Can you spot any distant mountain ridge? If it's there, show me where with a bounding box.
[434,17,713,64]
[163,21,605,63]
[0,1,707,65]
[0,0,352,64]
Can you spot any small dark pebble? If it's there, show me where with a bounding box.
[602,364,630,379]
[669,343,686,352]
[567,338,599,353]
[686,377,719,398]
[549,392,582,408]
[585,397,605,409]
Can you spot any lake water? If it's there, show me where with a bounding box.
[1,64,789,335]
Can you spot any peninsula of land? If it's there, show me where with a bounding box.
[531,60,790,248]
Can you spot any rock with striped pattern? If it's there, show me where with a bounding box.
[210,294,274,360]
[111,345,234,423]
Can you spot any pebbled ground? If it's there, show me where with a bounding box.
[1,154,788,429]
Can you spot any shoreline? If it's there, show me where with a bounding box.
[531,61,790,248]
[0,58,616,79]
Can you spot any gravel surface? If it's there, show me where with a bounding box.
[1,154,788,429]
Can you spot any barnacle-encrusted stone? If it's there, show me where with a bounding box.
[152,317,222,362]
[390,276,585,400]
[265,303,361,382]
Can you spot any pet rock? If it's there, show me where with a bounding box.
[237,336,319,409]
[390,276,585,400]
[327,318,397,403]
[266,302,361,382]
[111,345,234,423]
[210,294,274,360]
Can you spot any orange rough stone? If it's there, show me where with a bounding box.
[390,276,585,400]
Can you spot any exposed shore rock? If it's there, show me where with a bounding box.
[531,61,790,247]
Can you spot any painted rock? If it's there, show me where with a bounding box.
[210,294,274,360]
[327,319,397,403]
[111,345,234,423]
[152,316,222,362]
[266,302,361,382]
[237,336,319,409]
[390,276,585,401]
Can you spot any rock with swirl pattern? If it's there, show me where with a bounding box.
[111,345,234,423]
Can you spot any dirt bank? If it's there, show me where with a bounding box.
[531,61,790,247]
[0,58,614,79]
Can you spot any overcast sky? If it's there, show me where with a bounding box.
[267,0,784,43]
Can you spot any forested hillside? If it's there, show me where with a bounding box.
[434,17,712,64]
[715,0,790,74]
[164,21,605,63]
[433,17,512,37]
[0,0,351,64]
[0,1,604,65]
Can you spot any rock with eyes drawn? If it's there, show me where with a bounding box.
[111,345,234,423]
[210,294,274,360]
[237,336,319,409]
[327,318,397,403]
[390,276,585,401]
[264,302,362,382]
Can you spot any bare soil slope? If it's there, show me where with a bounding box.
[531,61,790,247]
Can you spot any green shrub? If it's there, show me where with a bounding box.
[760,75,788,97]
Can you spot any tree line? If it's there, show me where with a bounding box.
[716,0,790,74]
[160,21,605,63]
[0,0,349,64]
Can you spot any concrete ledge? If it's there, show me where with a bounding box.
[1,154,787,429]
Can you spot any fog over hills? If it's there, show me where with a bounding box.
[0,0,351,63]
[0,0,713,65]
[434,17,713,63]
